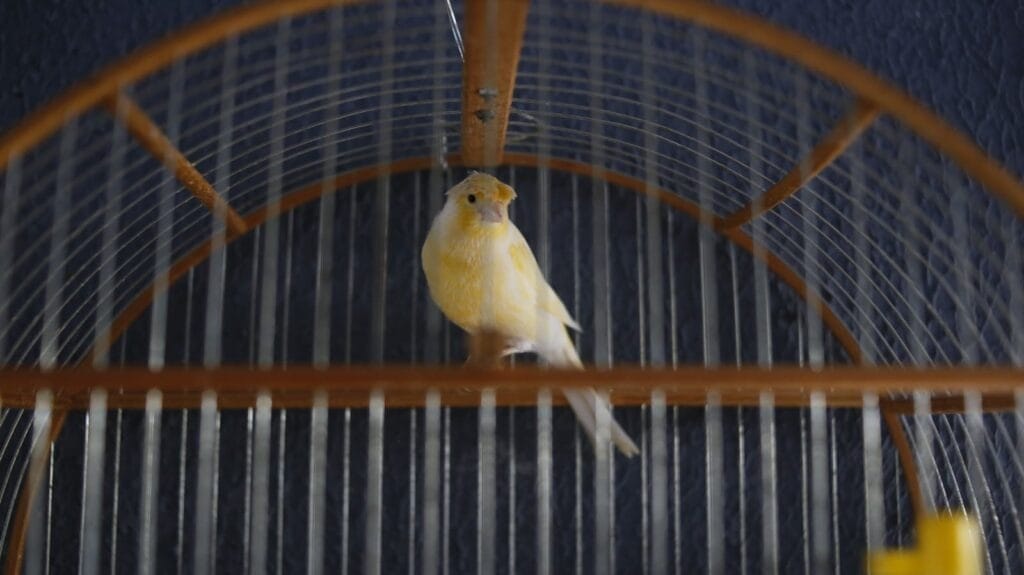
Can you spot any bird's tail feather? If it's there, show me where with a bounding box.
[546,331,640,458]
[563,387,640,458]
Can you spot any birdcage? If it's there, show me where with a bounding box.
[0,0,1022,573]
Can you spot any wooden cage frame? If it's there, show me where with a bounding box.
[1,0,1023,572]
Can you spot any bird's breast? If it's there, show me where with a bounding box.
[421,231,532,337]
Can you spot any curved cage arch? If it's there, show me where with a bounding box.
[0,0,1022,573]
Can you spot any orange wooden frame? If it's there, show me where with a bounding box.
[0,1,1022,567]
[716,99,880,230]
[2,410,67,575]
[0,0,1020,217]
[605,0,1024,219]
[884,408,926,520]
[86,152,865,365]
[101,95,248,235]
[460,0,531,166]
[0,366,1020,410]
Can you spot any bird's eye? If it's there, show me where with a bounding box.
[467,194,477,204]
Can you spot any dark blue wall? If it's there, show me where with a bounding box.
[2,0,1022,178]
[0,2,1021,574]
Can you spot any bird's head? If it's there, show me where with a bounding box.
[444,171,517,233]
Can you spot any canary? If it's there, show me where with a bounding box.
[421,172,639,456]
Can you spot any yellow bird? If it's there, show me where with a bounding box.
[421,172,639,457]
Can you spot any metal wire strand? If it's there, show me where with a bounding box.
[0,5,1022,575]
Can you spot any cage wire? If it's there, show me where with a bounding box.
[0,0,1022,574]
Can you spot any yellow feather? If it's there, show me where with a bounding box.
[421,172,639,456]
[508,226,581,332]
[421,173,579,343]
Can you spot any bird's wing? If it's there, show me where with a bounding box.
[508,224,582,332]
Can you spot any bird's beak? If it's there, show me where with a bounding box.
[477,201,503,224]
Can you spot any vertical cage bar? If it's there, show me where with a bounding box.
[693,30,720,371]
[1008,218,1022,366]
[138,390,162,575]
[609,411,617,575]
[364,390,385,575]
[40,120,77,370]
[810,393,830,572]
[964,393,996,571]
[914,391,936,511]
[340,408,351,575]
[423,391,441,575]
[730,244,742,367]
[574,424,583,575]
[641,407,649,575]
[829,414,841,575]
[651,391,668,575]
[108,409,122,575]
[204,35,238,369]
[443,407,452,575]
[278,163,294,361]
[794,74,824,369]
[536,0,552,279]
[258,18,292,369]
[248,228,262,366]
[589,0,612,367]
[210,414,222,573]
[92,96,126,369]
[536,389,553,575]
[276,411,287,575]
[730,243,749,573]
[593,388,606,572]
[408,409,418,575]
[862,393,885,553]
[242,408,254,574]
[635,199,647,367]
[193,391,218,575]
[595,390,612,575]
[570,170,584,575]
[182,269,195,366]
[176,410,189,575]
[45,446,54,575]
[478,390,497,575]
[370,0,396,363]
[344,188,357,364]
[1018,391,1024,545]
[507,408,516,575]
[313,3,343,369]
[673,406,682,575]
[742,52,772,368]
[307,391,328,575]
[640,10,665,367]
[410,175,422,365]
[666,211,679,367]
[851,139,878,364]
[149,59,185,371]
[706,391,724,574]
[760,392,779,575]
[24,391,54,575]
[79,390,107,575]
[424,0,448,366]
[250,393,272,575]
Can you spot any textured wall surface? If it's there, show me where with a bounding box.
[0,1,1021,573]
[2,0,1022,178]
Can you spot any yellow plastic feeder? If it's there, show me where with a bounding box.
[869,514,983,575]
